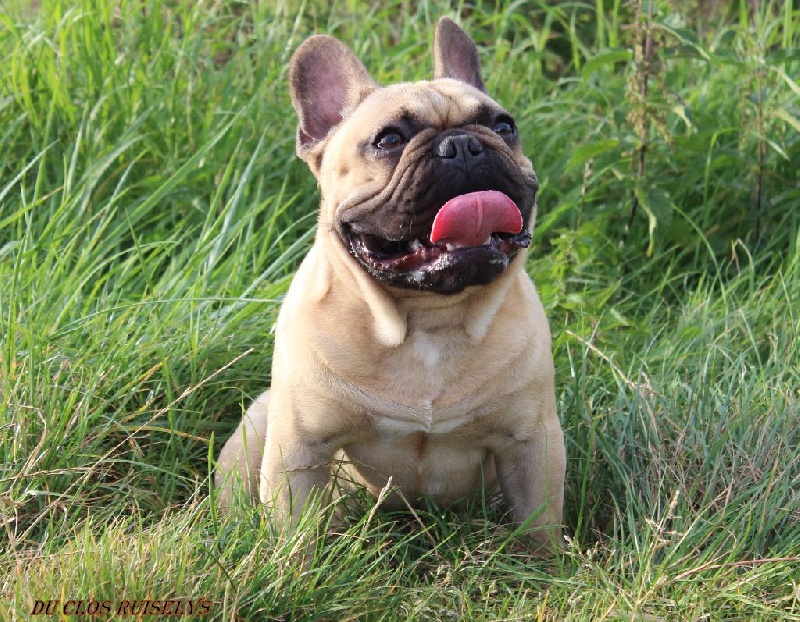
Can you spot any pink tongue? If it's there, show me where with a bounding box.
[430,190,522,247]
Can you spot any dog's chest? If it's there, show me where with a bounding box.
[386,328,469,394]
[407,329,450,369]
[358,328,491,435]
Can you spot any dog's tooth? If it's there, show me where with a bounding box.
[445,243,456,252]
[483,236,492,246]
[409,238,423,252]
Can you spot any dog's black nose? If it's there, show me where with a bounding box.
[435,132,484,160]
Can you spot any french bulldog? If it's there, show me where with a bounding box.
[215,17,565,549]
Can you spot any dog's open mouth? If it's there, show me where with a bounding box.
[344,190,532,294]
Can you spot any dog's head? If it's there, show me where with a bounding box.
[289,18,538,295]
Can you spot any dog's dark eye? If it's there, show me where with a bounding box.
[492,116,516,137]
[373,128,406,151]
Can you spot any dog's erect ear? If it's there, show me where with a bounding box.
[433,17,486,93]
[289,35,379,160]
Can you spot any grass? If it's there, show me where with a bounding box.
[1,0,798,619]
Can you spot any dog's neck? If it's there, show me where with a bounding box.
[316,231,525,347]
[389,270,523,346]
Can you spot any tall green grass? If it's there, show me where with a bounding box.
[1,0,798,619]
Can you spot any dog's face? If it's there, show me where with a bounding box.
[290,19,538,294]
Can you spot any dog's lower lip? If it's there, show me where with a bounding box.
[348,232,443,271]
[346,228,531,274]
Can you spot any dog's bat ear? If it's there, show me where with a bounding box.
[290,35,379,161]
[433,17,486,93]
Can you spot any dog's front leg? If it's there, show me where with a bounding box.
[494,418,566,550]
[258,390,337,529]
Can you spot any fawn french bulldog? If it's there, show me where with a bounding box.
[215,17,565,548]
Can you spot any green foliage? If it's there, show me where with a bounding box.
[1,0,798,619]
